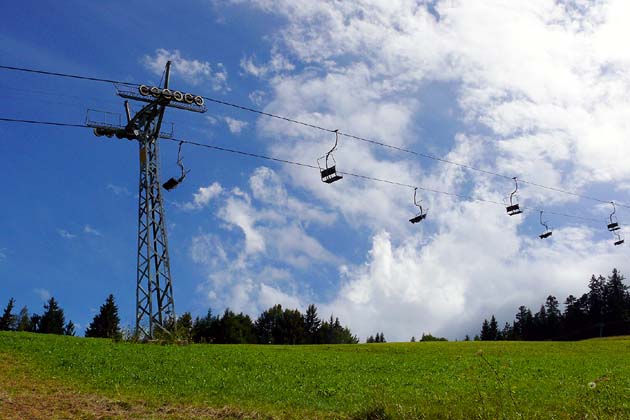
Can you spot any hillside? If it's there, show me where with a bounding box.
[1,332,629,419]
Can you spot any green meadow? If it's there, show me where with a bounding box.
[1,332,629,419]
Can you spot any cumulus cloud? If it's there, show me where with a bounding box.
[83,225,101,236]
[57,229,76,239]
[248,90,266,106]
[181,182,223,210]
[240,50,295,78]
[142,48,230,91]
[210,1,630,340]
[33,288,51,301]
[106,184,130,196]
[192,167,339,314]
[224,117,248,134]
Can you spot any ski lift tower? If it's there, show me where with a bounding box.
[86,61,207,339]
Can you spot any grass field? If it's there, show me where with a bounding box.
[1,332,629,419]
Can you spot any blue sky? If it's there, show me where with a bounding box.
[2,1,630,341]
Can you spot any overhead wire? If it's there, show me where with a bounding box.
[1,63,628,209]
[0,65,137,86]
[0,116,609,225]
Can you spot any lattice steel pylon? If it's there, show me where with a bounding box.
[87,61,207,339]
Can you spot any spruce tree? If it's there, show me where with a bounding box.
[0,298,16,330]
[28,314,41,332]
[489,315,499,340]
[64,320,76,336]
[303,304,321,344]
[38,297,66,335]
[85,294,121,339]
[39,297,65,335]
[480,319,490,340]
[16,306,30,331]
[176,312,193,341]
[604,268,628,335]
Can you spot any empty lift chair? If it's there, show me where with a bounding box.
[613,231,625,246]
[409,187,428,224]
[607,202,624,245]
[317,130,343,184]
[506,177,523,216]
[538,211,552,239]
[163,141,190,191]
[607,202,620,232]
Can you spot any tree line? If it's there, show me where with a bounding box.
[0,296,76,335]
[185,304,358,344]
[478,268,630,341]
[0,295,358,345]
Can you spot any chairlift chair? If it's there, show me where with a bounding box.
[614,232,624,246]
[162,141,190,191]
[607,202,620,231]
[317,130,343,184]
[538,210,552,239]
[506,177,523,216]
[409,188,428,224]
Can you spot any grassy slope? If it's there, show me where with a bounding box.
[1,332,629,419]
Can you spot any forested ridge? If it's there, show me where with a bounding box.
[478,268,630,341]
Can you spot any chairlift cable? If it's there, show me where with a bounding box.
[1,64,628,208]
[0,116,617,225]
[0,65,137,86]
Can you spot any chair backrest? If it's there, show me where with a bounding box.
[506,204,521,214]
[608,222,620,231]
[320,166,337,178]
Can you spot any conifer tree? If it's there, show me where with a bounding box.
[64,320,76,336]
[16,306,30,331]
[480,319,490,340]
[0,298,16,331]
[85,294,121,339]
[176,312,193,341]
[488,315,499,340]
[303,304,321,344]
[39,297,65,334]
[28,314,41,332]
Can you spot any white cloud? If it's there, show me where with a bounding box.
[181,182,223,210]
[106,184,130,196]
[0,248,6,261]
[240,50,295,78]
[224,117,248,134]
[83,225,101,236]
[57,229,76,239]
[192,167,339,314]
[248,90,265,106]
[212,0,630,340]
[142,48,230,91]
[33,288,51,302]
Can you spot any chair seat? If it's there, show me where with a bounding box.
[323,174,343,184]
[162,178,179,191]
[409,214,427,224]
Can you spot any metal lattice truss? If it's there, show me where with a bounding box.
[87,60,206,339]
[136,124,175,338]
